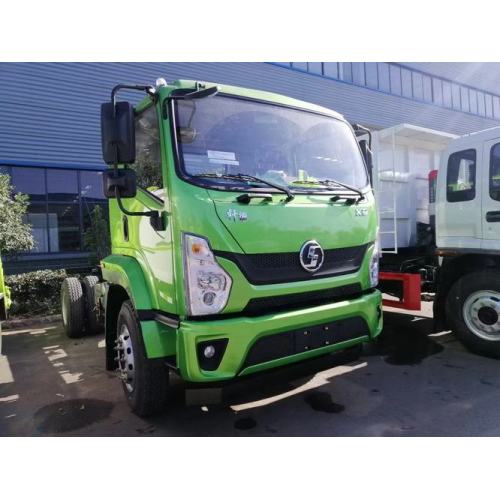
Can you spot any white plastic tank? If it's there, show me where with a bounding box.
[371,124,457,252]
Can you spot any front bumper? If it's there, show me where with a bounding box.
[176,289,382,382]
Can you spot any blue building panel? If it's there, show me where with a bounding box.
[2,61,500,273]
[2,62,500,174]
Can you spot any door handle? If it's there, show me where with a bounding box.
[486,211,500,222]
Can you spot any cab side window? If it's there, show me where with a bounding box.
[134,105,162,190]
[490,143,500,202]
[446,149,476,202]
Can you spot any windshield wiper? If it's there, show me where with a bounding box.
[292,178,364,202]
[194,173,294,202]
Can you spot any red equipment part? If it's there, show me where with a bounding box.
[380,272,421,310]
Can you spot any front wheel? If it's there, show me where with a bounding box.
[445,271,500,359]
[116,300,170,416]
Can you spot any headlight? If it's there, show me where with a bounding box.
[183,234,232,315]
[369,240,380,288]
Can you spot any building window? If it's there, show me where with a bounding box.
[352,63,365,86]
[6,166,107,255]
[323,62,338,79]
[432,78,443,106]
[80,171,105,202]
[422,75,433,102]
[48,203,80,252]
[412,72,424,101]
[11,167,46,202]
[485,94,494,118]
[460,87,470,113]
[377,63,390,92]
[469,90,478,114]
[490,143,500,202]
[365,63,378,88]
[446,149,476,203]
[47,169,79,202]
[442,81,452,108]
[291,62,307,71]
[477,92,486,116]
[274,62,500,121]
[25,203,49,253]
[307,62,323,75]
[401,68,412,98]
[341,62,352,82]
[494,97,500,119]
[451,83,461,109]
[389,65,402,95]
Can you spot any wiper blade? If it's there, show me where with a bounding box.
[292,179,364,199]
[194,173,294,201]
[319,179,364,199]
[235,173,294,201]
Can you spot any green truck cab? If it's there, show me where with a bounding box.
[61,79,382,416]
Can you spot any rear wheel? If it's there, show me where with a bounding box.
[81,275,103,335]
[116,300,170,416]
[445,271,500,358]
[61,277,85,338]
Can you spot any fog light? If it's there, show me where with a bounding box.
[203,345,216,358]
[196,338,229,371]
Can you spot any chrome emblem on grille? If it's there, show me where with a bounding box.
[299,240,325,273]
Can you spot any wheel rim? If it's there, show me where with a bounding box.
[463,290,500,342]
[116,324,135,392]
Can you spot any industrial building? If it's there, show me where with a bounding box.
[2,62,500,273]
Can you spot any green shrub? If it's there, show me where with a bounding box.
[5,269,69,317]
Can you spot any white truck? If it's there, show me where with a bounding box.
[366,123,500,358]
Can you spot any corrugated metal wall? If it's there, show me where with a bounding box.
[1,62,500,171]
[401,62,500,96]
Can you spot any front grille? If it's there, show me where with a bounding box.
[242,283,362,316]
[242,316,368,369]
[215,243,369,285]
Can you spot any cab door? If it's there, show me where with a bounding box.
[115,104,176,314]
[482,138,500,248]
[436,147,482,249]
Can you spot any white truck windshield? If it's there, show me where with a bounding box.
[174,95,368,192]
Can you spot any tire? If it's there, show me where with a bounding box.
[116,300,170,416]
[81,275,103,335]
[445,271,500,359]
[61,277,85,338]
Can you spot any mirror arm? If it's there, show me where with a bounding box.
[110,84,156,118]
[351,123,372,148]
[167,85,219,102]
[114,187,159,218]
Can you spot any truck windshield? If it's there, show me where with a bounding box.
[174,95,368,192]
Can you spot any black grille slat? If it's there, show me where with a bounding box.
[242,316,368,369]
[243,283,362,316]
[215,244,369,285]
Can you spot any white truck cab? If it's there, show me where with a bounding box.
[436,126,500,252]
[433,127,500,357]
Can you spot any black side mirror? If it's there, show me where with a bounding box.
[359,139,374,185]
[101,101,136,165]
[103,169,137,199]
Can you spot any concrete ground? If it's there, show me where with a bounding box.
[1,305,500,436]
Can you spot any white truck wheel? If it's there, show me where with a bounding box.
[445,271,500,359]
